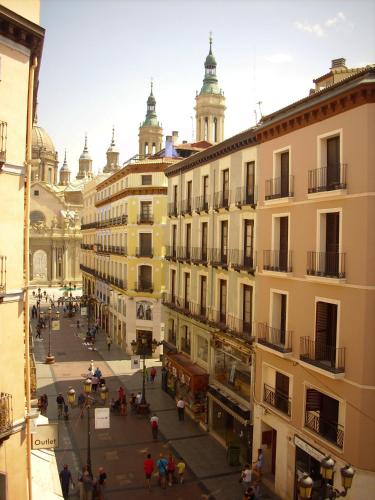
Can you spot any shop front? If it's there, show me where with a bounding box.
[163,352,209,423]
[294,436,327,500]
[208,384,252,465]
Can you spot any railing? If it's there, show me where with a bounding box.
[111,214,128,226]
[300,337,345,373]
[161,292,178,308]
[136,246,153,258]
[0,393,12,439]
[167,329,177,345]
[307,251,345,279]
[0,121,7,166]
[229,249,256,273]
[168,202,178,217]
[189,301,209,323]
[181,198,193,216]
[135,280,153,293]
[213,190,230,210]
[96,244,110,255]
[208,308,227,330]
[305,410,344,448]
[191,247,208,265]
[209,248,228,268]
[226,315,253,341]
[265,175,294,200]
[0,255,6,300]
[263,250,292,273]
[264,384,291,416]
[108,246,127,256]
[235,187,256,207]
[176,246,192,262]
[81,222,98,230]
[137,213,154,224]
[257,323,293,353]
[81,244,94,250]
[165,245,178,261]
[80,264,97,278]
[181,338,191,354]
[308,164,347,193]
[194,195,210,213]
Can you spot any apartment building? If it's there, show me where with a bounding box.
[163,132,258,463]
[0,1,44,498]
[252,62,375,499]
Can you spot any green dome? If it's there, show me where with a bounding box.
[199,36,222,95]
[205,52,216,67]
[141,81,160,128]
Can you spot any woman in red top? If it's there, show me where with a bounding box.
[167,453,176,486]
[143,453,154,490]
[118,386,125,401]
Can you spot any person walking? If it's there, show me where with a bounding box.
[167,453,176,486]
[177,459,186,484]
[150,413,159,441]
[254,448,264,478]
[59,464,74,500]
[91,375,99,392]
[120,394,127,416]
[56,393,65,419]
[177,398,185,421]
[143,453,154,490]
[156,453,168,489]
[150,366,157,383]
[78,393,86,417]
[106,335,112,352]
[77,319,80,330]
[35,324,42,340]
[81,471,94,500]
[240,464,252,491]
[96,467,107,500]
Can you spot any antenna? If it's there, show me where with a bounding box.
[254,110,258,125]
[257,101,263,119]
[190,116,194,142]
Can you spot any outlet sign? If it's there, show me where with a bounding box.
[32,423,59,450]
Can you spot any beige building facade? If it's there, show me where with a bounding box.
[0,1,44,498]
[252,64,375,499]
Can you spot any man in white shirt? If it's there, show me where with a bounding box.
[241,464,252,490]
[135,392,142,405]
[177,398,185,421]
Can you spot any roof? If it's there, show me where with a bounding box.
[32,125,56,156]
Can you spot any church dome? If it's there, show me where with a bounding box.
[32,125,56,157]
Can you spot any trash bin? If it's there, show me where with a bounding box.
[227,445,241,466]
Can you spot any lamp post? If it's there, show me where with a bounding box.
[298,473,313,499]
[99,385,108,405]
[67,387,76,408]
[83,379,93,477]
[45,306,59,364]
[36,287,43,320]
[320,456,355,499]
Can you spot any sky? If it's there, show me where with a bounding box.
[38,0,375,178]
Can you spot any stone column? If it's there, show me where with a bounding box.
[52,246,57,281]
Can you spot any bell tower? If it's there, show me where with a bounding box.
[103,127,120,173]
[59,150,71,186]
[138,80,163,156]
[76,133,93,179]
[195,34,226,144]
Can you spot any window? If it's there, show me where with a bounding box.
[201,222,208,261]
[204,117,208,141]
[30,211,45,224]
[138,265,152,291]
[305,389,343,448]
[280,152,290,197]
[242,285,253,335]
[200,276,207,316]
[203,175,209,209]
[181,326,191,355]
[140,201,152,222]
[168,318,176,344]
[214,346,251,400]
[220,220,228,263]
[219,279,227,324]
[171,269,176,303]
[197,335,208,362]
[213,117,218,143]
[222,169,229,205]
[187,180,192,212]
[139,233,152,257]
[245,162,255,203]
[244,220,254,267]
[173,185,178,208]
[313,134,343,192]
[186,224,191,259]
[141,175,152,185]
[172,225,177,257]
[266,150,292,199]
[184,273,190,309]
[33,190,39,196]
[315,301,338,363]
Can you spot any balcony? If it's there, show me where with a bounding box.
[263,384,291,416]
[0,255,6,301]
[189,301,209,324]
[257,323,293,353]
[80,264,97,279]
[300,337,345,373]
[308,164,347,194]
[96,244,110,255]
[176,246,192,263]
[194,195,209,213]
[191,247,208,265]
[229,249,256,274]
[235,187,256,208]
[137,213,154,224]
[81,222,98,230]
[227,315,253,342]
[181,199,193,216]
[307,251,345,279]
[165,245,177,261]
[208,308,227,330]
[263,250,292,273]
[111,214,128,226]
[213,191,230,210]
[0,121,7,167]
[81,244,94,250]
[265,175,294,200]
[209,248,228,268]
[305,410,344,448]
[135,280,153,293]
[0,393,12,442]
[136,246,153,258]
[168,202,178,217]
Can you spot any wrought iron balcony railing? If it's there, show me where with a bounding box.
[305,410,344,448]
[180,198,193,216]
[307,251,345,279]
[229,249,256,273]
[135,280,153,293]
[136,246,153,258]
[0,121,7,167]
[265,175,294,200]
[235,187,256,208]
[191,247,208,265]
[168,202,179,217]
[81,244,94,250]
[263,250,292,273]
[308,163,347,193]
[194,195,210,213]
[81,221,98,230]
[137,213,154,224]
[208,308,227,330]
[80,264,97,278]
[209,248,228,268]
[257,323,293,353]
[165,245,178,261]
[0,393,12,440]
[213,190,230,210]
[264,384,291,416]
[226,315,253,341]
[0,255,6,300]
[300,337,345,373]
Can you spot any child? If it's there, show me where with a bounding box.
[177,459,186,484]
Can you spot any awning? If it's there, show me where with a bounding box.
[164,352,209,392]
[208,384,251,423]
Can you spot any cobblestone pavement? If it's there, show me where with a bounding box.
[32,293,279,500]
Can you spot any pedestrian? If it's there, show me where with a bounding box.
[150,366,157,383]
[77,319,80,329]
[240,464,252,491]
[94,367,102,379]
[243,486,256,500]
[167,453,176,486]
[78,393,86,416]
[41,394,48,415]
[96,467,107,500]
[63,403,69,420]
[135,391,142,406]
[81,471,94,500]
[254,448,264,479]
[143,453,154,490]
[32,305,37,319]
[177,459,186,484]
[118,386,125,401]
[88,360,95,376]
[177,397,185,421]
[59,464,74,500]
[35,324,42,340]
[150,413,159,441]
[120,394,127,416]
[91,375,99,392]
[106,335,112,352]
[156,453,168,489]
[56,393,65,419]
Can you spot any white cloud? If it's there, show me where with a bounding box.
[294,12,352,37]
[265,53,293,64]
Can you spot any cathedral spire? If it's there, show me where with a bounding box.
[59,149,71,185]
[138,80,163,156]
[77,133,93,180]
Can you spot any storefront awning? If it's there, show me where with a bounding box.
[208,384,251,423]
[164,352,209,392]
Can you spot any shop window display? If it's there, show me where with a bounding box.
[214,349,251,400]
[197,335,208,362]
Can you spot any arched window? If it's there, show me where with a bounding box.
[152,143,156,155]
[213,117,218,143]
[144,143,149,155]
[204,117,208,141]
[30,211,46,224]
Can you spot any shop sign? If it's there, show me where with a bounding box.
[51,320,60,331]
[95,408,110,429]
[81,307,87,316]
[32,424,59,450]
[294,435,325,462]
[131,355,141,370]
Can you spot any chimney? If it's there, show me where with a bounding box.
[172,131,179,145]
[331,58,346,70]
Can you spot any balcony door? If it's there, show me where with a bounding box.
[242,285,253,335]
[201,222,208,260]
[222,169,229,206]
[326,136,340,189]
[186,224,191,259]
[187,180,192,212]
[203,175,209,209]
[315,301,337,367]
[275,372,289,414]
[173,185,178,210]
[184,273,190,310]
[221,220,228,263]
[219,279,227,324]
[280,152,289,197]
[172,225,177,257]
[279,217,289,271]
[200,276,207,316]
[139,265,152,290]
[171,269,176,303]
[243,220,254,267]
[139,233,152,256]
[140,201,152,221]
[245,162,255,203]
[325,212,339,276]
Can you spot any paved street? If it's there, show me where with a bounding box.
[32,294,279,500]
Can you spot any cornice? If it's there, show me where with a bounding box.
[95,186,167,208]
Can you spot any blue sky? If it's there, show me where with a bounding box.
[39,0,375,177]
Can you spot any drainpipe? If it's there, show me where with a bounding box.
[24,55,38,500]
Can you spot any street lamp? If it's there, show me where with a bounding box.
[99,385,108,405]
[320,456,355,498]
[36,287,43,320]
[45,307,59,364]
[298,472,313,499]
[67,387,76,407]
[83,380,93,477]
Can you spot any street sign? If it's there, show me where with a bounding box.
[131,355,141,370]
[32,423,59,449]
[51,320,60,331]
[95,408,110,429]
[81,307,87,316]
